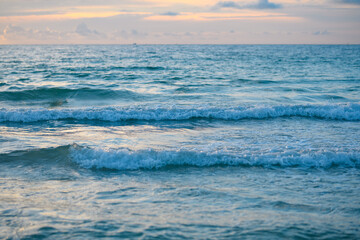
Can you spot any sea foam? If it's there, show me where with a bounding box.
[69,144,360,170]
[0,103,359,122]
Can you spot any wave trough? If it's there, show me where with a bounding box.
[0,87,143,101]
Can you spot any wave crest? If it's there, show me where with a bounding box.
[70,145,360,170]
[0,103,359,123]
[1,145,359,170]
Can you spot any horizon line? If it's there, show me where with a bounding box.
[1,43,360,46]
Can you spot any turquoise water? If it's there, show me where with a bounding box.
[1,45,360,239]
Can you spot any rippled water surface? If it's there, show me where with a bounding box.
[1,45,360,239]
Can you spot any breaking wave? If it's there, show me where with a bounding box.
[70,144,360,170]
[0,103,359,123]
[1,145,359,170]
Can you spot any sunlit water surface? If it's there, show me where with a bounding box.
[1,45,360,239]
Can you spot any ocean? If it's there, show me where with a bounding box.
[0,45,359,239]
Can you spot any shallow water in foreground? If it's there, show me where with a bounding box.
[0,45,360,239]
[1,166,360,239]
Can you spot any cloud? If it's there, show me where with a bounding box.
[313,30,330,35]
[1,24,70,43]
[253,0,282,9]
[160,12,180,16]
[3,25,26,35]
[214,1,242,9]
[74,23,109,41]
[112,29,148,40]
[0,10,62,17]
[75,23,100,36]
[1,23,108,43]
[336,0,360,4]
[213,0,282,10]
[145,12,298,21]
[0,1,137,17]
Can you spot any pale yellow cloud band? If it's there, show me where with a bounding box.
[0,10,301,22]
[0,11,151,22]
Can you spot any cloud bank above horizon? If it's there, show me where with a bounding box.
[0,0,359,44]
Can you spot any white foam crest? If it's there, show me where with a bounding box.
[1,103,359,122]
[69,145,360,170]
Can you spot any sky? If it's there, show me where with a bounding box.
[0,0,359,44]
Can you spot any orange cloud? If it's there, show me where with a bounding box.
[0,11,151,22]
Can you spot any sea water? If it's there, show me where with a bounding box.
[0,45,359,239]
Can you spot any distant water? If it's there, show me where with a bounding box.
[1,45,359,239]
